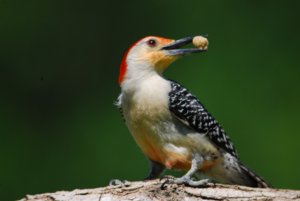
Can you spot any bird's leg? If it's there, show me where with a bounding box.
[144,159,165,180]
[110,160,164,185]
[162,154,209,187]
[194,171,208,180]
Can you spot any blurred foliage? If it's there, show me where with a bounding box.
[1,0,300,200]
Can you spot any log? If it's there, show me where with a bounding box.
[19,179,300,201]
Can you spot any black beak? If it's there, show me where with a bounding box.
[161,36,207,56]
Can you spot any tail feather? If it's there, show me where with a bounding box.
[239,163,271,188]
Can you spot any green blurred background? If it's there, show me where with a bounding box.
[1,0,300,200]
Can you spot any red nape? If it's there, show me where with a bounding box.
[119,37,150,85]
[119,49,129,85]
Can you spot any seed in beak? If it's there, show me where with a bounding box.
[192,36,209,50]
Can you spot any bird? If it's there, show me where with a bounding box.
[116,35,270,188]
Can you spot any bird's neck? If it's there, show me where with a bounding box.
[121,63,165,93]
[120,67,171,115]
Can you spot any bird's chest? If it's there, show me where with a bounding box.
[122,87,171,131]
[121,84,177,162]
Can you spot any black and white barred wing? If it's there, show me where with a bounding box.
[168,81,238,158]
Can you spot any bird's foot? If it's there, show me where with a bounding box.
[109,179,130,186]
[175,177,209,187]
[161,176,209,189]
[159,175,175,181]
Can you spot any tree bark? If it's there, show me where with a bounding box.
[19,179,300,201]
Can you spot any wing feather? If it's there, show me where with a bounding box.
[168,80,238,158]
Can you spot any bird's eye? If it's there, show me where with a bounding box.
[147,39,157,47]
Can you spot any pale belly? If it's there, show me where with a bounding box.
[129,121,192,169]
[120,77,221,171]
[125,109,220,171]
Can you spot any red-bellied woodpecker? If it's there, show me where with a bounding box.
[116,35,270,188]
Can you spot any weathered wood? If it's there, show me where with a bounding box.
[19,179,300,201]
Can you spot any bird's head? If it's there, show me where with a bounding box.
[119,36,207,85]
